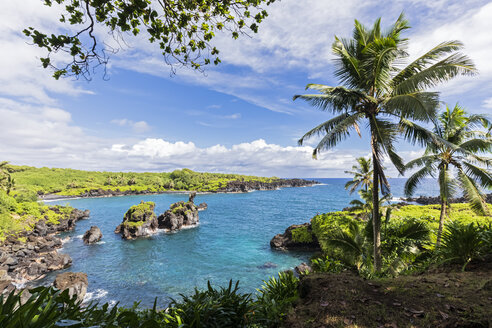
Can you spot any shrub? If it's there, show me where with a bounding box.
[254,271,299,326]
[310,256,346,273]
[166,280,255,327]
[291,226,313,243]
[439,221,488,271]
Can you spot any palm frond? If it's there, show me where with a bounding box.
[404,165,434,197]
[393,41,465,85]
[383,91,439,121]
[462,162,492,190]
[311,113,365,158]
[394,52,477,95]
[297,113,350,145]
[457,169,489,215]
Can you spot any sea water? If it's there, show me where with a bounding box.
[43,178,439,307]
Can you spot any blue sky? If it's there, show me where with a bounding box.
[0,0,491,177]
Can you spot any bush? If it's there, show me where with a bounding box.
[254,271,299,326]
[439,221,490,271]
[310,256,346,273]
[291,226,313,243]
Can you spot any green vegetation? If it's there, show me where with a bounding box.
[9,166,279,196]
[404,104,492,246]
[24,0,276,79]
[291,226,313,243]
[0,189,73,241]
[306,203,491,278]
[295,15,476,272]
[1,274,299,328]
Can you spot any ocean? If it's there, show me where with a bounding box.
[42,178,439,307]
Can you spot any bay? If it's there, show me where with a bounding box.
[43,178,439,307]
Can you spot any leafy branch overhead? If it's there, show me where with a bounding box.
[23,0,276,79]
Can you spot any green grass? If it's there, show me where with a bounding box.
[9,165,280,196]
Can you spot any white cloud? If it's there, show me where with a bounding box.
[408,2,492,98]
[483,98,492,109]
[0,98,364,177]
[110,119,151,133]
[0,0,93,104]
[222,113,241,119]
[109,138,363,177]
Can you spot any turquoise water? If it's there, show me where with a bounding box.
[44,178,439,307]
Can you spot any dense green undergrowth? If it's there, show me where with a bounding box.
[0,190,72,240]
[10,166,278,196]
[305,204,492,277]
[1,272,299,328]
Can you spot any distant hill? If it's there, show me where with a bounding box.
[9,165,316,197]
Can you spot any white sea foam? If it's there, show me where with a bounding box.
[76,234,84,239]
[61,237,71,244]
[96,241,106,245]
[83,288,108,303]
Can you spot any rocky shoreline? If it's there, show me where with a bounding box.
[39,178,319,201]
[404,193,492,205]
[0,208,89,294]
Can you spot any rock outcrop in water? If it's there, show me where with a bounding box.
[158,193,200,231]
[404,193,492,205]
[270,223,321,251]
[0,208,89,288]
[197,202,208,211]
[53,272,88,302]
[83,226,102,244]
[115,201,158,239]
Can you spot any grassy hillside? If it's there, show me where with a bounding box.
[10,165,279,196]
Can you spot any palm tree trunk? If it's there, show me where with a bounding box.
[436,198,447,247]
[371,140,382,273]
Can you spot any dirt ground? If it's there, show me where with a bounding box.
[283,261,492,328]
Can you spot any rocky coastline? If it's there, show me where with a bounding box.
[0,208,90,293]
[39,178,319,201]
[270,222,321,251]
[404,193,492,205]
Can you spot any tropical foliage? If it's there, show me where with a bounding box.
[9,166,280,196]
[404,104,492,245]
[24,0,276,79]
[1,274,299,328]
[295,14,476,272]
[439,221,492,271]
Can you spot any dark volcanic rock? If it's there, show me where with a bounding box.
[197,202,208,211]
[0,206,89,288]
[158,193,200,231]
[115,201,158,239]
[295,262,313,275]
[218,178,317,193]
[83,226,102,244]
[405,193,492,205]
[270,223,321,251]
[54,272,88,302]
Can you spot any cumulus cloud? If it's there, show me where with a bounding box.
[0,0,92,104]
[110,138,365,177]
[111,119,151,133]
[483,98,492,109]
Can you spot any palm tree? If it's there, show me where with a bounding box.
[404,104,492,246]
[344,157,373,194]
[294,14,476,272]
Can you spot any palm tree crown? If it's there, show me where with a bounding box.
[294,14,476,271]
[344,157,373,194]
[404,104,492,244]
